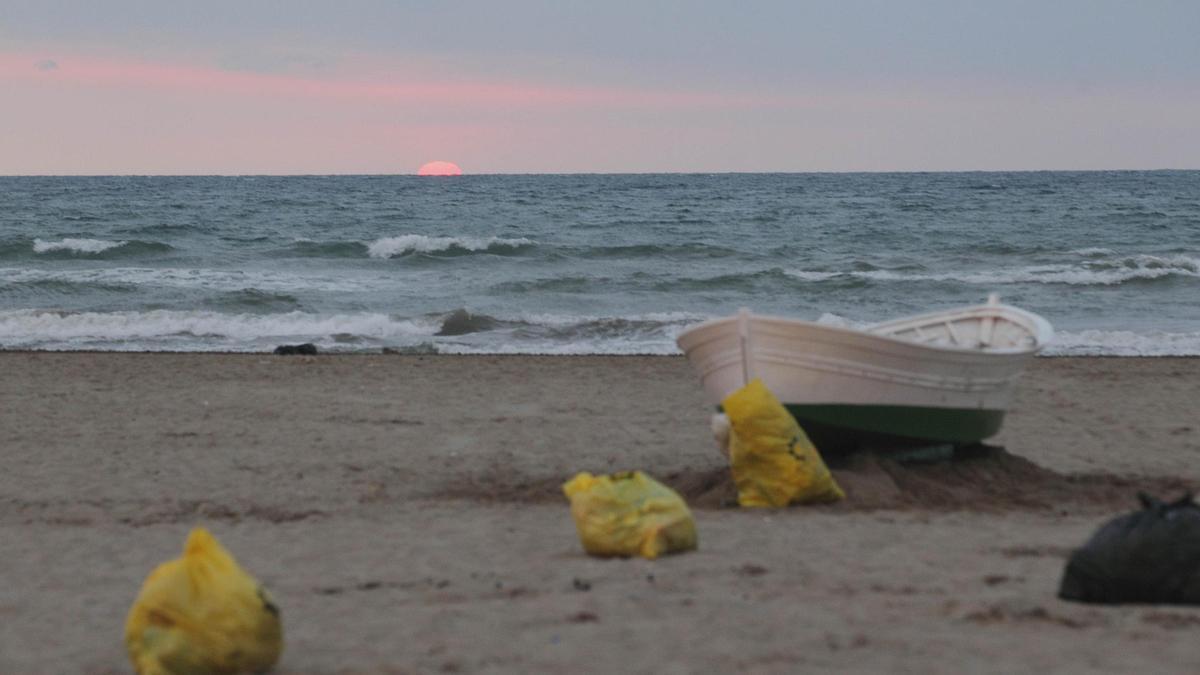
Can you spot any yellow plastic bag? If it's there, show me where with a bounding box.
[124,528,283,675]
[563,471,697,559]
[722,378,845,508]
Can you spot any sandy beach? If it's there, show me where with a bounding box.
[3,353,1200,674]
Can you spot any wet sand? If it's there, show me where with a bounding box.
[2,353,1199,673]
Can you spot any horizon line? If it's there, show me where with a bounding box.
[2,167,1197,178]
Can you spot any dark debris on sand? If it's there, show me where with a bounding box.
[274,343,318,355]
[429,445,1193,514]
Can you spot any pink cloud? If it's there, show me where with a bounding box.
[0,51,776,110]
[4,51,1196,173]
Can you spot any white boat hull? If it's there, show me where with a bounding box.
[676,299,1053,447]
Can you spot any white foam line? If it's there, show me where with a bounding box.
[1043,329,1200,356]
[1,309,1197,356]
[33,238,126,254]
[367,235,534,259]
[0,310,434,342]
[0,267,392,293]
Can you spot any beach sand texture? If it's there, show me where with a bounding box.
[2,353,1199,673]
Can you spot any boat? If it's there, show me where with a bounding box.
[675,294,1053,452]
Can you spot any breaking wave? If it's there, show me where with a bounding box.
[0,238,175,260]
[34,238,124,254]
[29,238,174,258]
[0,307,1196,355]
[0,309,705,353]
[265,235,538,259]
[0,309,433,350]
[366,235,534,259]
[1045,329,1200,356]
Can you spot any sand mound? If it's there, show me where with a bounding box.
[434,445,1194,513]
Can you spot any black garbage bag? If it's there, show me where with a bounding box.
[1059,493,1200,605]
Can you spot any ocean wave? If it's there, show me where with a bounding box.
[435,311,708,355]
[0,308,708,353]
[435,340,682,356]
[433,309,705,340]
[31,238,173,258]
[435,308,499,336]
[783,254,1200,286]
[0,267,380,293]
[654,267,802,292]
[0,240,32,260]
[1044,329,1200,356]
[367,235,534,259]
[201,289,305,312]
[489,276,599,294]
[0,309,433,349]
[1071,247,1116,257]
[34,238,125,254]
[114,222,202,235]
[578,242,740,258]
[661,267,875,292]
[782,270,841,282]
[274,240,370,258]
[1,307,1196,356]
[814,312,859,328]
[970,242,1050,255]
[0,278,138,298]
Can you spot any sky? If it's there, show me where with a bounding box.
[2,1,1198,174]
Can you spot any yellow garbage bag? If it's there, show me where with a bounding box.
[124,528,283,675]
[722,378,845,508]
[563,471,698,559]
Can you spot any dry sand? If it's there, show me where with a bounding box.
[2,353,1199,674]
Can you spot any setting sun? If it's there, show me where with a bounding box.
[417,161,463,176]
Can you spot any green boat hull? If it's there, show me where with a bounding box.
[769,403,1005,453]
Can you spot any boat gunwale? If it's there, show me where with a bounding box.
[684,339,1025,399]
[675,302,1053,358]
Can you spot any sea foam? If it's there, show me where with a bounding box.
[0,267,380,293]
[1,308,1198,355]
[1043,329,1200,357]
[33,238,126,254]
[0,309,435,349]
[367,235,534,259]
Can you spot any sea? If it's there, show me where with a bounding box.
[1,172,1198,355]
